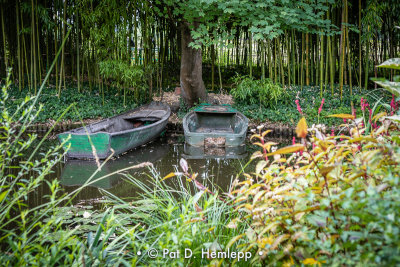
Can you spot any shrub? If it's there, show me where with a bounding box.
[231,75,289,108]
[228,112,400,266]
[99,59,148,104]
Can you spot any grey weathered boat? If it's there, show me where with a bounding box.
[183,104,248,147]
[57,102,170,159]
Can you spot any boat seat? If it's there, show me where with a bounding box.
[195,127,234,133]
[89,121,115,133]
[123,110,167,120]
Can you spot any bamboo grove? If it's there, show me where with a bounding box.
[1,0,400,101]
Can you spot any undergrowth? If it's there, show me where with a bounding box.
[233,84,391,127]
[6,84,138,122]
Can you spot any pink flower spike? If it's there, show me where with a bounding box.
[390,94,395,113]
[331,128,334,136]
[361,97,364,110]
[368,107,372,123]
[318,98,325,115]
[343,118,347,123]
[295,99,303,115]
[292,136,296,145]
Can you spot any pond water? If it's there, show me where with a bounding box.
[26,135,244,208]
[26,134,290,209]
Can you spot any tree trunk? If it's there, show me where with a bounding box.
[180,21,207,107]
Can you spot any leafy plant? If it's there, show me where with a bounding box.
[5,85,138,123]
[99,59,147,105]
[234,85,391,127]
[227,109,400,265]
[373,58,400,97]
[231,75,289,108]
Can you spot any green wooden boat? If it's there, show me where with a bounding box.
[57,102,170,159]
[183,104,248,147]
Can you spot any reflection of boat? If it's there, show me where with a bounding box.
[183,104,248,147]
[183,143,247,160]
[57,102,170,159]
[59,142,170,189]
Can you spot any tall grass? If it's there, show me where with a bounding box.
[101,167,248,266]
[0,68,247,266]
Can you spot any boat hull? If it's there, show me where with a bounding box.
[183,105,248,147]
[57,102,170,159]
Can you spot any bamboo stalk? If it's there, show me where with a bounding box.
[306,33,309,86]
[261,41,265,80]
[211,44,215,91]
[358,0,362,87]
[320,32,324,97]
[301,33,304,90]
[1,6,8,74]
[16,1,22,91]
[36,0,42,85]
[286,31,291,87]
[249,34,252,77]
[291,30,296,85]
[58,0,67,96]
[277,37,284,86]
[77,9,80,92]
[31,0,37,93]
[218,44,223,91]
[339,0,346,100]
[345,1,353,109]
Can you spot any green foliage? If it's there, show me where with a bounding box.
[0,74,76,265]
[5,85,137,122]
[374,58,400,96]
[99,59,148,103]
[0,74,141,265]
[234,85,391,126]
[99,60,145,88]
[231,115,400,266]
[231,75,289,108]
[162,0,334,48]
[108,171,249,266]
[177,96,190,118]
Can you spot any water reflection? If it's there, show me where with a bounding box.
[183,144,247,160]
[24,134,295,208]
[60,143,170,189]
[46,136,252,205]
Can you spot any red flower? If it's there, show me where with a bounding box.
[361,97,364,111]
[295,99,303,115]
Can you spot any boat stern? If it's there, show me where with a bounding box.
[57,132,111,159]
[183,105,249,147]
